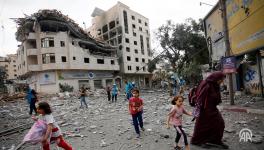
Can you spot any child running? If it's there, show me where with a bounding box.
[167,96,192,150]
[34,101,72,150]
[129,89,145,138]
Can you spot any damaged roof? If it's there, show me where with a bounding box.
[13,9,115,51]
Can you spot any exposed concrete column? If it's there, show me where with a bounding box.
[89,80,95,90]
[102,78,106,88]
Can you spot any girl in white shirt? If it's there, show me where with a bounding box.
[36,101,72,150]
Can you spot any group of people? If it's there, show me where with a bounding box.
[106,83,119,103]
[24,71,229,150]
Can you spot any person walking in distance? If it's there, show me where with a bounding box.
[106,85,111,102]
[79,86,88,108]
[125,80,133,100]
[111,83,118,103]
[25,86,38,115]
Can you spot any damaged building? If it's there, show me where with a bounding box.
[14,9,120,93]
[88,2,153,88]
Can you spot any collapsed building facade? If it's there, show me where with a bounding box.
[15,10,120,93]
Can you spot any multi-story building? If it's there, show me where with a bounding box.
[0,54,18,80]
[88,2,152,88]
[15,10,120,93]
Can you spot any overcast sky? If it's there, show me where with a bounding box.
[0,0,218,57]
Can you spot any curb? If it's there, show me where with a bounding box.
[218,106,264,115]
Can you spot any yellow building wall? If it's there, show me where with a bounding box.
[226,0,264,55]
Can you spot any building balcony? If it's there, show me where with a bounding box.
[28,64,41,71]
[27,33,36,39]
[27,48,38,56]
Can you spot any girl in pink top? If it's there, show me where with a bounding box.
[167,96,192,150]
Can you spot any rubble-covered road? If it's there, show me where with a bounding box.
[0,90,264,150]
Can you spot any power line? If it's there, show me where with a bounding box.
[134,45,207,74]
[133,48,167,73]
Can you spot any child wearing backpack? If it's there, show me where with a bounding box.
[167,96,192,150]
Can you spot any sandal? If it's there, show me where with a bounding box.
[174,146,183,150]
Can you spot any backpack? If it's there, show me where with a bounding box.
[188,87,197,107]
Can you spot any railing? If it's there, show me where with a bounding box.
[28,64,41,71]
[27,48,38,56]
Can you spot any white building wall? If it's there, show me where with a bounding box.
[88,2,152,75]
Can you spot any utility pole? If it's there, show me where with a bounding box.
[220,0,235,105]
[256,51,264,98]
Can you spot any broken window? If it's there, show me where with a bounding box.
[73,56,76,60]
[132,15,135,20]
[60,41,65,47]
[140,35,144,55]
[123,10,129,34]
[27,40,37,49]
[127,56,131,61]
[117,26,122,35]
[103,34,109,41]
[118,36,122,44]
[126,47,130,52]
[119,45,123,50]
[142,58,145,63]
[84,58,89,63]
[146,37,151,56]
[21,46,24,54]
[111,60,115,65]
[102,24,108,33]
[110,30,117,38]
[138,19,142,23]
[125,38,129,43]
[110,39,117,46]
[61,56,66,62]
[136,66,140,71]
[42,53,55,64]
[132,24,136,29]
[128,65,132,70]
[109,21,115,29]
[146,30,149,34]
[41,38,54,48]
[135,58,139,62]
[97,59,104,64]
[134,41,137,45]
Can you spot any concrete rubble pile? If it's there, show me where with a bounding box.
[0,90,264,150]
[0,92,26,103]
